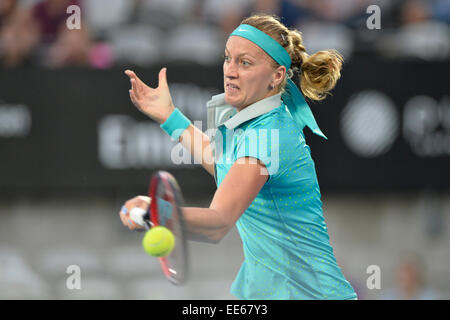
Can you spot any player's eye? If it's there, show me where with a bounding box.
[223,54,230,62]
[242,60,251,66]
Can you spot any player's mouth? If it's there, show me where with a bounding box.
[225,83,240,94]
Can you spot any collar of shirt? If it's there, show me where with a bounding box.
[221,93,282,130]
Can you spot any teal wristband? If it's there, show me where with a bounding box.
[160,108,191,141]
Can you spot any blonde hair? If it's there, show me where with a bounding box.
[241,14,343,101]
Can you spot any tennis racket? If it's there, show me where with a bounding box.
[142,171,189,285]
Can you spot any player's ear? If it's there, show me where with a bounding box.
[273,66,285,87]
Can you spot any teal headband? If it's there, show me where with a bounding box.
[229,24,327,140]
[231,24,292,70]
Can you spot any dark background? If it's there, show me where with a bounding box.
[1,59,448,197]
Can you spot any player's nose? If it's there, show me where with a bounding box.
[223,60,238,79]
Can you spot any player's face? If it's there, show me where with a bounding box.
[223,36,278,111]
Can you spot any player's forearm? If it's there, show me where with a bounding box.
[181,207,229,243]
[179,124,215,176]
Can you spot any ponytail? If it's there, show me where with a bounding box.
[241,14,344,101]
[299,49,343,101]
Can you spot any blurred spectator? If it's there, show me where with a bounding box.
[31,0,95,67]
[202,0,254,37]
[0,0,18,29]
[252,0,280,16]
[83,0,136,38]
[0,0,39,67]
[306,0,367,23]
[82,0,160,67]
[1,0,449,68]
[1,0,114,68]
[432,0,450,24]
[107,24,163,67]
[277,0,313,27]
[164,22,223,66]
[297,22,354,60]
[376,0,450,61]
[46,24,93,68]
[277,0,355,59]
[32,0,81,44]
[382,254,440,300]
[137,0,199,31]
[132,0,230,66]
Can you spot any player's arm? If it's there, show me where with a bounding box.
[182,157,268,243]
[178,125,215,176]
[119,158,268,242]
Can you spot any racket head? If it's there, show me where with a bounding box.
[147,170,188,285]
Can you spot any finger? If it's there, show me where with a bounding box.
[122,201,134,218]
[126,70,147,92]
[127,214,145,230]
[122,196,149,226]
[119,203,139,229]
[138,196,151,204]
[125,70,138,81]
[119,206,128,226]
[124,70,138,82]
[119,212,126,226]
[128,72,144,94]
[133,73,147,92]
[120,212,129,226]
[126,217,139,230]
[124,196,147,209]
[130,79,140,99]
[129,89,138,106]
[129,90,137,107]
[158,67,168,88]
[120,212,128,226]
[136,197,151,208]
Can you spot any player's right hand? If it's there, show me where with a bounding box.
[124,68,175,124]
[119,195,151,231]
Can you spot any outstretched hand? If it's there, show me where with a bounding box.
[125,68,175,124]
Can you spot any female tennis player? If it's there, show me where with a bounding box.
[119,14,357,300]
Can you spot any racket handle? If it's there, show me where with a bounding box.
[142,210,152,230]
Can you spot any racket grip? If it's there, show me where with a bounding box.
[142,210,152,230]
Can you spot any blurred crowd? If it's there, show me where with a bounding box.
[381,253,441,300]
[0,0,449,68]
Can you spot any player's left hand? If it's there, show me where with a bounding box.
[125,68,175,124]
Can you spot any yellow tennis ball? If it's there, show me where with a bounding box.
[142,226,175,257]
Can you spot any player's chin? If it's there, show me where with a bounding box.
[224,94,243,109]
